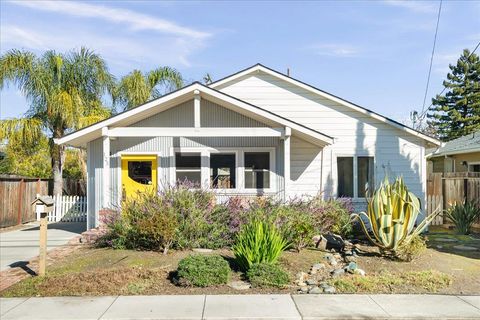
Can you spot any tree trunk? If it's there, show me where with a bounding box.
[50,136,65,196]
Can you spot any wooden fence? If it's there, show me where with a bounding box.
[0,176,87,228]
[427,172,480,225]
[38,195,87,222]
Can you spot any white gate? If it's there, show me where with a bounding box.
[36,195,87,222]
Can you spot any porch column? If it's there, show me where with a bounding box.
[194,89,201,128]
[283,127,291,200]
[102,127,110,209]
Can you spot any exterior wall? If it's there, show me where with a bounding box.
[87,98,304,226]
[215,72,427,210]
[429,152,480,173]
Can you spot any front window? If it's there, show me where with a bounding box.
[245,152,270,189]
[210,153,236,189]
[175,152,201,185]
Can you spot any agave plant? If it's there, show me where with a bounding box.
[352,177,440,252]
[446,200,480,235]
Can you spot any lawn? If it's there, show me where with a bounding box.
[2,227,479,297]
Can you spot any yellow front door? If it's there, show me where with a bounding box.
[121,155,157,201]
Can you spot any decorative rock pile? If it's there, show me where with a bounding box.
[296,233,366,294]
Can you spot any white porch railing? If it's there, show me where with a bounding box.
[36,195,87,222]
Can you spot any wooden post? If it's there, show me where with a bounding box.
[39,211,47,276]
[17,179,25,225]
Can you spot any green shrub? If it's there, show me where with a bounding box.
[164,184,232,249]
[396,234,426,261]
[247,263,290,288]
[232,219,289,271]
[308,197,353,237]
[446,200,480,235]
[276,206,315,252]
[176,254,230,287]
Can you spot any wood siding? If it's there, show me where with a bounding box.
[216,72,427,208]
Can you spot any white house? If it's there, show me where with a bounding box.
[56,64,441,229]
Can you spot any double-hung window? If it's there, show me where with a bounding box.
[337,156,374,198]
[244,152,270,189]
[175,152,201,185]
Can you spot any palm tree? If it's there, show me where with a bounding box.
[113,67,183,111]
[0,48,114,195]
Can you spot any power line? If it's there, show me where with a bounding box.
[420,0,442,116]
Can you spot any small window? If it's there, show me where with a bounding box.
[175,152,201,185]
[337,157,353,197]
[245,152,270,189]
[128,161,152,185]
[469,163,480,172]
[358,157,374,197]
[210,153,236,189]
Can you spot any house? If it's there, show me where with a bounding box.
[55,64,441,229]
[427,130,480,173]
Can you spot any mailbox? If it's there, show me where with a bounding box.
[32,196,54,215]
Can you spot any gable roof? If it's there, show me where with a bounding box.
[210,63,442,146]
[55,82,334,147]
[428,131,480,158]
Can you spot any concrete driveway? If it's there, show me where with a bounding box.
[0,222,86,271]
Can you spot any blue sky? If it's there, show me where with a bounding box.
[1,0,479,123]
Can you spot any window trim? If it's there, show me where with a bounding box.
[335,153,375,200]
[170,147,276,193]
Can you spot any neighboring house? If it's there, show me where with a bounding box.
[55,64,441,229]
[427,131,480,173]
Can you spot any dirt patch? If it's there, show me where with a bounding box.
[2,234,479,297]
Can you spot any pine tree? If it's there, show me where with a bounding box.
[427,49,480,141]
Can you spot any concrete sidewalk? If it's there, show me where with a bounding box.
[1,294,479,319]
[0,222,85,271]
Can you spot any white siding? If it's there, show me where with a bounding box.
[216,72,426,208]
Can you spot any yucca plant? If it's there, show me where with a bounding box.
[352,177,440,254]
[446,200,480,235]
[232,219,289,271]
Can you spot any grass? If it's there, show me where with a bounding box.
[330,270,452,294]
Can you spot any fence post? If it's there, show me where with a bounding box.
[17,179,24,225]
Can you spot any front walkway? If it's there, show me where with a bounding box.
[1,294,479,319]
[0,222,86,271]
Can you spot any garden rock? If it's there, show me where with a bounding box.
[296,272,309,282]
[324,232,345,251]
[306,279,317,286]
[323,285,336,294]
[299,286,309,293]
[345,262,357,273]
[313,235,328,251]
[308,286,322,294]
[227,280,251,290]
[344,255,357,263]
[310,263,325,274]
[331,268,345,278]
[319,282,329,289]
[354,268,366,276]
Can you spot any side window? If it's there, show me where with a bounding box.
[245,152,270,189]
[358,156,374,197]
[175,152,201,185]
[337,157,354,197]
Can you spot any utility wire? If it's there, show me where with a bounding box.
[420,0,442,116]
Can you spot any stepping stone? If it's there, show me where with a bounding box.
[192,248,213,253]
[227,280,251,290]
[435,238,458,242]
[453,245,478,251]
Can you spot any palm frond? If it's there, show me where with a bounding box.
[0,118,43,144]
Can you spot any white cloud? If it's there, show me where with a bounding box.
[0,24,203,68]
[307,43,359,57]
[9,0,211,40]
[383,0,438,14]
